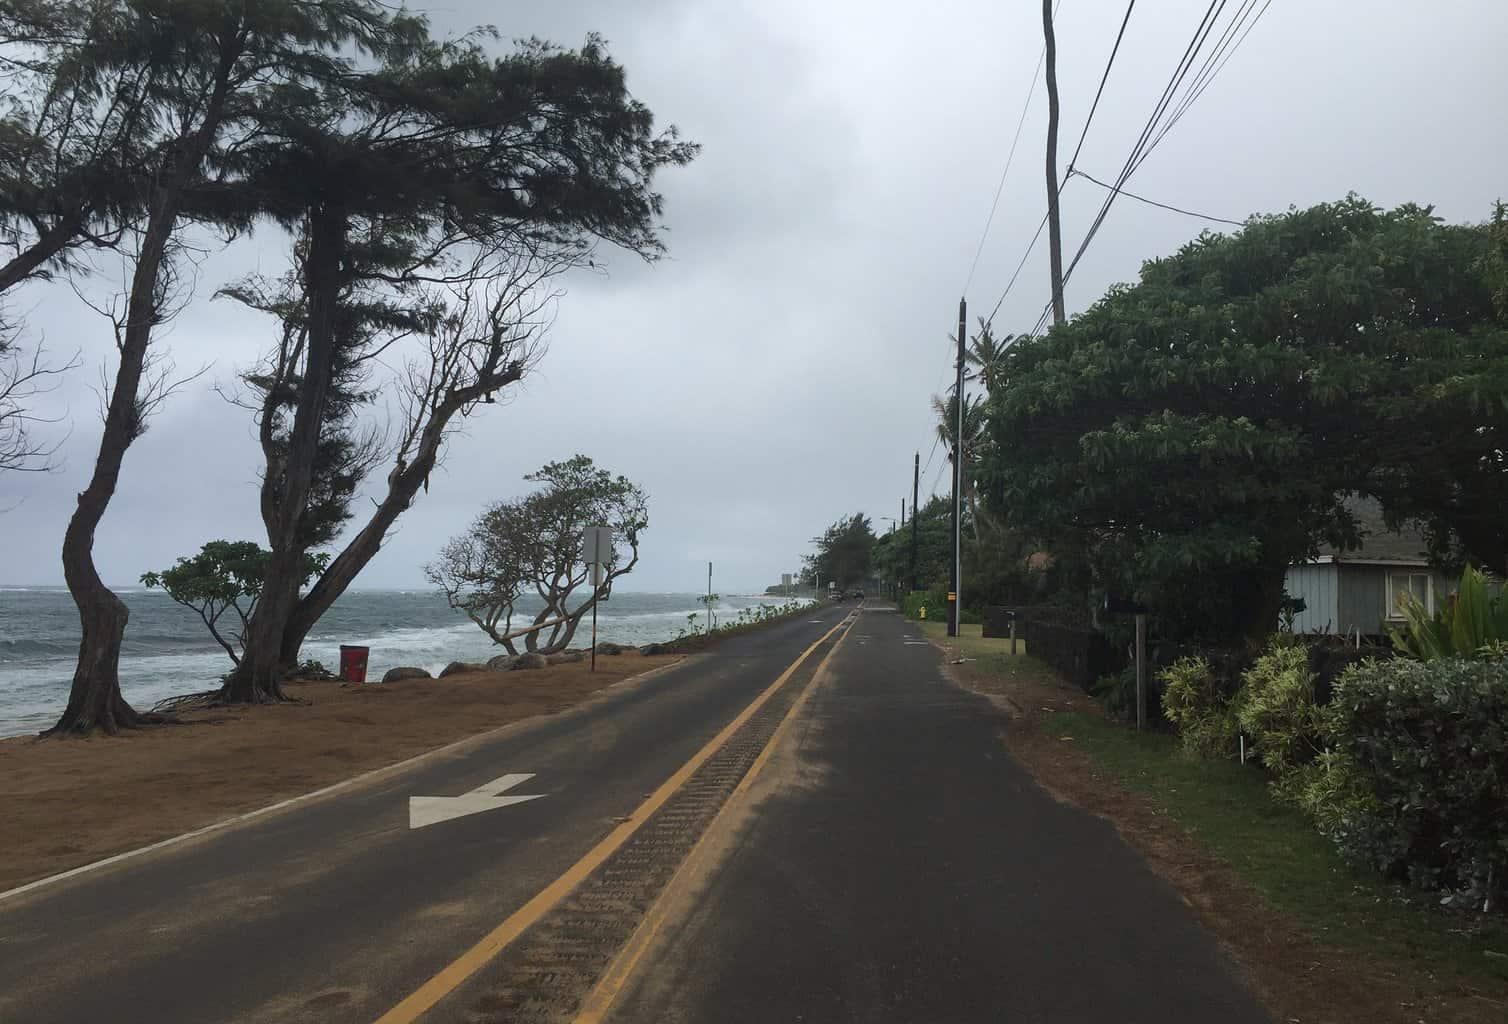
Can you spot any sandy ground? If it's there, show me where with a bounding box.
[0,654,678,893]
[926,626,1508,1024]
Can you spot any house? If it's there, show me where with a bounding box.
[1283,501,1448,637]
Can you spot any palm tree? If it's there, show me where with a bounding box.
[931,389,995,542]
[965,323,1015,394]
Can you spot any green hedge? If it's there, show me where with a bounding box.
[1328,657,1508,910]
[902,586,982,624]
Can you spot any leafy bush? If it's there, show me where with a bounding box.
[1159,656,1238,758]
[1328,656,1508,910]
[1236,638,1324,776]
[1092,666,1138,722]
[1283,747,1381,847]
[1390,565,1508,660]
[901,585,948,621]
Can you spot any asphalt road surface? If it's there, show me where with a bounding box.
[0,602,1270,1024]
[607,607,1271,1023]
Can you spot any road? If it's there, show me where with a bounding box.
[0,602,1268,1023]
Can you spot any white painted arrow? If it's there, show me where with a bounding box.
[408,772,545,830]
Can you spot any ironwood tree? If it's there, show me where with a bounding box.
[45,0,410,735]
[226,252,567,688]
[980,197,1508,642]
[801,514,876,589]
[428,456,648,655]
[0,0,157,479]
[219,31,694,703]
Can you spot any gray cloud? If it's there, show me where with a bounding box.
[3,0,1505,593]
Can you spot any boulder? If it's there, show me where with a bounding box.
[382,666,432,683]
[439,661,485,678]
[546,651,585,665]
[512,652,549,671]
[596,642,626,655]
[486,653,518,671]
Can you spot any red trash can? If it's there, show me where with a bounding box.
[339,645,369,683]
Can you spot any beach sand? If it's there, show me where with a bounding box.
[0,653,679,893]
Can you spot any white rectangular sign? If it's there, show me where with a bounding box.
[584,526,612,587]
[584,526,613,565]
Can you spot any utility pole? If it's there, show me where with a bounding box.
[950,298,965,637]
[911,450,919,594]
[1043,0,1066,328]
[900,497,905,529]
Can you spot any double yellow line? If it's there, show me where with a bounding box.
[374,613,855,1024]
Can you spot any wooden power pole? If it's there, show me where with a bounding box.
[1043,0,1066,328]
[949,298,965,637]
[910,451,920,594]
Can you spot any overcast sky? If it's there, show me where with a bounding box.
[2,0,1505,593]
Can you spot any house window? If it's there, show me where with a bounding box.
[1385,571,1433,620]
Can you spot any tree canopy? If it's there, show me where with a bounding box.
[429,455,648,655]
[141,541,327,666]
[979,197,1508,641]
[802,514,876,588]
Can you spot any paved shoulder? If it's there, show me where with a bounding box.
[610,607,1272,1023]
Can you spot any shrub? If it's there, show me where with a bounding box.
[1390,565,1508,660]
[902,586,948,621]
[1092,666,1138,722]
[1236,638,1324,776]
[1283,748,1367,832]
[1328,656,1508,910]
[1159,655,1238,758]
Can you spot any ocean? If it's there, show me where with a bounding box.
[0,587,799,738]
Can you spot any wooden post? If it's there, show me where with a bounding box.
[1135,612,1148,733]
[1043,0,1066,327]
[910,451,920,593]
[1010,618,1017,656]
[949,298,965,637]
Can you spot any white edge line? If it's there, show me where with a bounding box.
[0,657,688,905]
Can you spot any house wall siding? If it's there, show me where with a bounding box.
[1338,567,1387,636]
[1283,564,1338,633]
[1337,565,1449,636]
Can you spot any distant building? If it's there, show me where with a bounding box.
[1283,500,1446,637]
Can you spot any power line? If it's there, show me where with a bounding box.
[986,210,1050,326]
[1058,0,1236,296]
[983,0,1135,329]
[1150,0,1273,155]
[1068,168,1244,225]
[1064,0,1138,174]
[1020,0,1270,339]
[928,456,948,498]
[962,0,1065,295]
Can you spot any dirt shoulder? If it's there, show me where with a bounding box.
[923,621,1508,1024]
[0,653,679,893]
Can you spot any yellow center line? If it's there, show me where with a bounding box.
[572,614,856,1024]
[372,613,854,1024]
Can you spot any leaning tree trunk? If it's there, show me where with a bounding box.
[52,209,180,734]
[48,49,239,735]
[270,363,525,668]
[222,205,346,704]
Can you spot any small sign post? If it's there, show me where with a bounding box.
[1134,612,1148,733]
[584,526,612,672]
